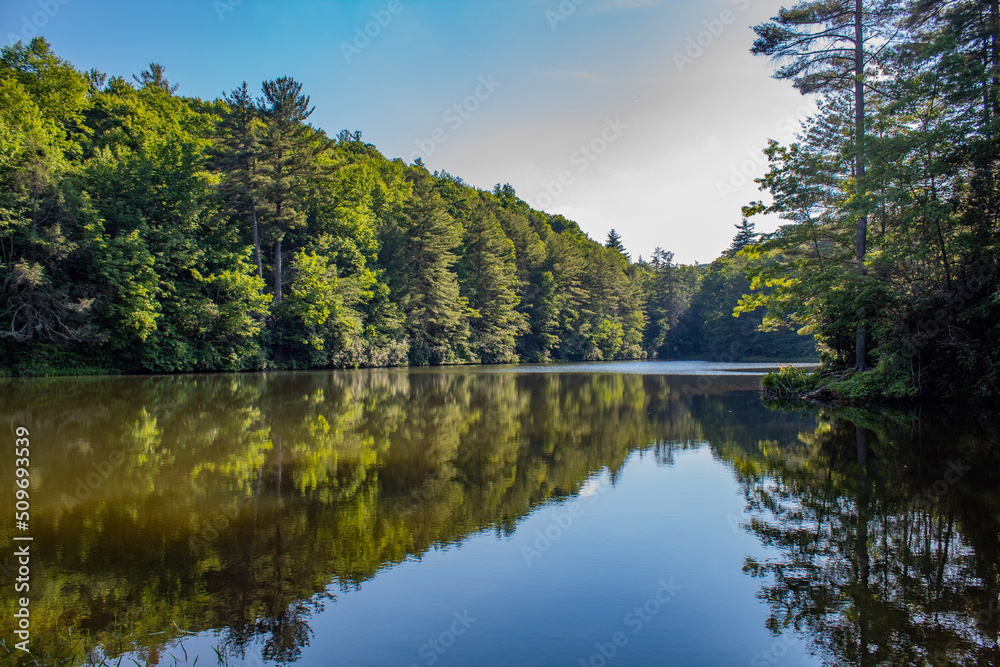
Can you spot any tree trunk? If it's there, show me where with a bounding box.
[854,0,868,371]
[251,200,262,281]
[274,237,283,305]
[274,188,283,304]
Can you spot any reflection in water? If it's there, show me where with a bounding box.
[0,369,997,665]
[734,411,1000,666]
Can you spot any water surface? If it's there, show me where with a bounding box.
[0,362,997,666]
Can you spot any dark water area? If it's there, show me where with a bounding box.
[0,363,997,666]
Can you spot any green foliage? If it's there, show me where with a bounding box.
[282,250,341,350]
[760,365,821,400]
[593,318,625,359]
[384,168,472,365]
[454,195,527,363]
[829,356,918,401]
[272,248,364,368]
[647,232,817,361]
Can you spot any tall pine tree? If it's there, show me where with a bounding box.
[385,168,472,365]
[218,82,264,279]
[457,199,527,363]
[752,0,901,368]
[257,77,329,304]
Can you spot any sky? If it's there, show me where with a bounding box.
[2,0,814,264]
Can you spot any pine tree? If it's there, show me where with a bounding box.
[388,169,472,364]
[257,77,329,304]
[585,246,637,360]
[457,200,527,363]
[905,0,1000,245]
[727,218,758,257]
[605,228,629,259]
[132,62,178,93]
[751,0,901,368]
[644,247,698,356]
[218,82,264,279]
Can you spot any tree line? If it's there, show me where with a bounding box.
[0,38,811,375]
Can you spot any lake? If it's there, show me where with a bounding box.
[1,362,998,666]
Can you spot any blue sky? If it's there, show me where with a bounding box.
[2,0,812,263]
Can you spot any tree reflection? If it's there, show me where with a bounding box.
[0,371,767,663]
[734,410,1000,666]
[1,373,997,665]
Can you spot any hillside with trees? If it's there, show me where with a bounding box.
[0,38,812,376]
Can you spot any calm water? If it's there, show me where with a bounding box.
[1,363,998,666]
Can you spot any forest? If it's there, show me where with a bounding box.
[0,38,811,379]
